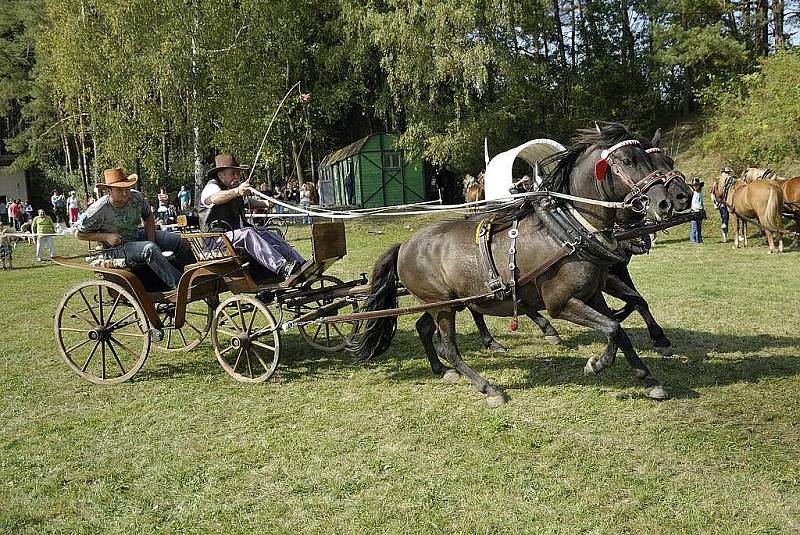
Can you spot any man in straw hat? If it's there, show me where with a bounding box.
[688,177,704,244]
[199,154,304,278]
[76,168,194,290]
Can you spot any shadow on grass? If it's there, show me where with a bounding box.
[364,327,800,400]
[129,324,800,400]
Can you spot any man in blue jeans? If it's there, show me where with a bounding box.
[76,168,195,290]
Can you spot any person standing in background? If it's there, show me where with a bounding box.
[299,182,312,224]
[67,191,81,225]
[688,178,704,244]
[24,200,33,222]
[31,208,57,262]
[51,190,66,223]
[8,199,21,231]
[0,198,6,225]
[157,187,170,215]
[178,185,191,212]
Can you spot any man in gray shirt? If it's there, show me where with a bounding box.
[76,168,194,290]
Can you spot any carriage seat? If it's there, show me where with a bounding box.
[179,222,347,288]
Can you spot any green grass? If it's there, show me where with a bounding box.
[1,216,799,533]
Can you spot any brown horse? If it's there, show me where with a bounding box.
[711,173,784,253]
[741,167,779,182]
[463,173,485,207]
[353,123,674,405]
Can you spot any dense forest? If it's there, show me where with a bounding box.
[1,0,799,201]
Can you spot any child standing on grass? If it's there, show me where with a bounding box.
[688,177,704,244]
[31,209,57,262]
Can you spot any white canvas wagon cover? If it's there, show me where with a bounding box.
[484,138,566,201]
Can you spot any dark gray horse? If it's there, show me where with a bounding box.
[353,123,674,406]
[469,128,693,356]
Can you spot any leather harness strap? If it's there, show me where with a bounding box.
[476,218,506,299]
[516,240,577,288]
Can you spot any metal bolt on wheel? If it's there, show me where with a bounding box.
[211,294,281,383]
[54,279,151,385]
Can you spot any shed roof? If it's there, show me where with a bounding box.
[319,135,371,167]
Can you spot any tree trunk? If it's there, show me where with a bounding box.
[570,0,577,68]
[773,0,785,49]
[77,101,90,190]
[552,0,568,69]
[757,0,769,55]
[191,1,204,198]
[742,0,753,51]
[620,0,636,63]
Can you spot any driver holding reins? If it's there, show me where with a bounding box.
[199,154,305,279]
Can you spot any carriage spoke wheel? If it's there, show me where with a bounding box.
[295,275,360,353]
[54,279,151,385]
[155,298,214,352]
[212,295,280,383]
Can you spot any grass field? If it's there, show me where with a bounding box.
[1,213,799,533]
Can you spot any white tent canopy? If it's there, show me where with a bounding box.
[484,138,566,201]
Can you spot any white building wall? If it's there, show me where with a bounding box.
[0,167,28,202]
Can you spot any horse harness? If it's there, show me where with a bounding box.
[473,138,665,326]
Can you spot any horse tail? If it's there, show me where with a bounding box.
[763,185,784,232]
[351,243,401,362]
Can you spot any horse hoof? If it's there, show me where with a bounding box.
[644,385,669,400]
[442,369,461,384]
[583,360,599,376]
[545,335,562,345]
[486,393,507,408]
[486,341,507,352]
[654,345,674,357]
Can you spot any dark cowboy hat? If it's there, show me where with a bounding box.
[97,167,138,189]
[206,154,250,178]
[688,177,704,188]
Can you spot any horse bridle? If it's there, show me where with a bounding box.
[596,140,665,213]
[644,147,687,186]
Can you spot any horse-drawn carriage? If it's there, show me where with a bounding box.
[52,222,366,385]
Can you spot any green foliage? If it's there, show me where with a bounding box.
[0,0,790,183]
[699,51,800,169]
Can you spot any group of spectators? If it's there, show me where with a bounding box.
[0,198,34,230]
[260,179,318,223]
[152,185,192,226]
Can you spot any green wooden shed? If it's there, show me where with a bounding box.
[317,133,426,208]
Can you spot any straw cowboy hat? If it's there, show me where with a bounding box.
[97,167,138,189]
[206,154,249,178]
[688,177,704,188]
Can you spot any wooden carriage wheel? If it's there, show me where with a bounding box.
[155,298,214,352]
[54,279,151,385]
[211,294,280,383]
[295,275,360,353]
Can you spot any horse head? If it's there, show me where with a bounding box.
[462,174,476,194]
[554,122,672,228]
[711,170,737,203]
[643,130,692,213]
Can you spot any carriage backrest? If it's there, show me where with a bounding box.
[311,222,346,262]
[181,232,238,262]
